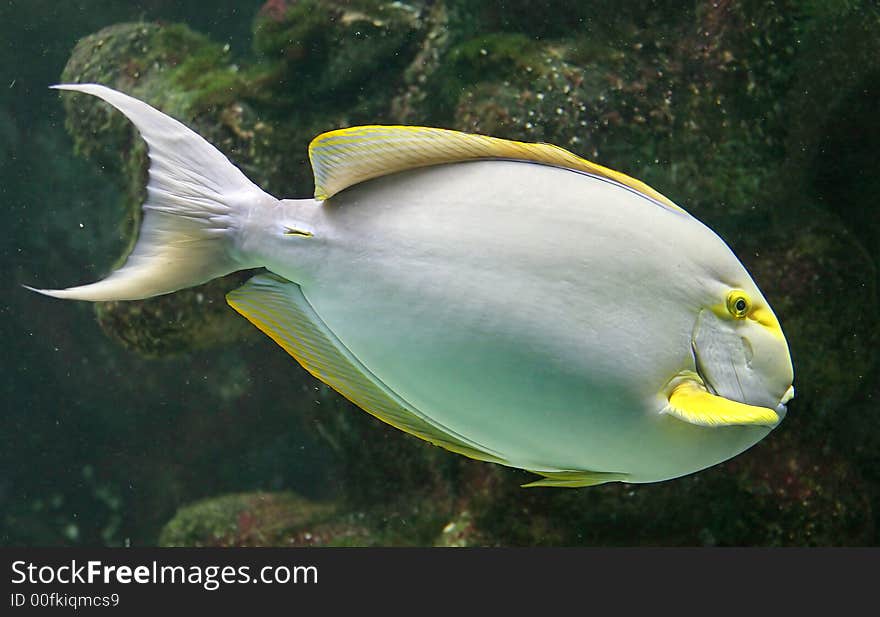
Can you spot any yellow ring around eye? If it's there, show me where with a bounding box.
[726,290,751,319]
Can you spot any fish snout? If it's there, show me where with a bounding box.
[774,384,795,420]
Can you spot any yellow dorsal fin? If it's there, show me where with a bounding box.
[665,380,780,427]
[522,469,628,488]
[226,273,507,465]
[308,125,684,212]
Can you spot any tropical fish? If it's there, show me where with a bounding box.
[30,84,795,487]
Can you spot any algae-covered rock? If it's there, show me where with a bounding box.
[93,272,259,357]
[159,491,357,546]
[253,0,423,105]
[159,490,452,547]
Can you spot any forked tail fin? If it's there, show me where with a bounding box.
[27,83,276,301]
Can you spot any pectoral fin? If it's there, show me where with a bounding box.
[226,273,507,465]
[665,380,780,427]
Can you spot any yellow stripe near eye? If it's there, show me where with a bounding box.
[750,306,785,341]
[709,289,785,341]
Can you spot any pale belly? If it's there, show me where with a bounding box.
[262,161,770,482]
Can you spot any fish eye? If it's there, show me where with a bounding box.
[726,290,751,319]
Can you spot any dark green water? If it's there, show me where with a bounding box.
[2,1,878,546]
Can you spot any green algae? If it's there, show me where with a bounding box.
[252,0,423,106]
[159,490,450,547]
[159,492,339,547]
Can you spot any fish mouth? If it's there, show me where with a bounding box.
[776,384,795,420]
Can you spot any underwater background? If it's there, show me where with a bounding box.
[2,0,877,546]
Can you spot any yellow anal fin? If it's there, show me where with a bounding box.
[665,380,780,427]
[226,273,506,465]
[308,125,684,213]
[522,469,628,488]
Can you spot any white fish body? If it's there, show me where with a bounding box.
[32,85,795,486]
